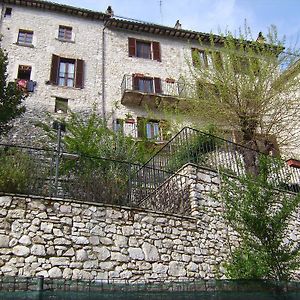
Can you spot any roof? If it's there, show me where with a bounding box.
[1,0,107,21]
[0,0,224,43]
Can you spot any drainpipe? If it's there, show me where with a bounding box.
[101,21,108,120]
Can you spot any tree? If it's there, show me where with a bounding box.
[187,25,300,164]
[0,47,25,136]
[219,156,300,280]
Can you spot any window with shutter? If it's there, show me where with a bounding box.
[128,37,161,61]
[49,55,84,88]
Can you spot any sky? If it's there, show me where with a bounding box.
[51,0,300,48]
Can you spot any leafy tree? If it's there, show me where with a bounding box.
[0,47,25,136]
[187,25,300,163]
[219,156,300,280]
[60,110,153,163]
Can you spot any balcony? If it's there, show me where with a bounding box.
[121,74,192,109]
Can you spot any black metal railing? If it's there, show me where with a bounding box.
[121,74,192,99]
[0,143,191,215]
[139,127,300,194]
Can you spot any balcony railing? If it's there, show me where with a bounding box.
[121,74,193,108]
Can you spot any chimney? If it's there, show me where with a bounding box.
[106,6,114,17]
[174,20,182,29]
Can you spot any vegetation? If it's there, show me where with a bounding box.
[0,148,47,194]
[187,25,300,163]
[219,156,300,280]
[166,126,219,172]
[0,47,26,136]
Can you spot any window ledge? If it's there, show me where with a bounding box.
[14,42,34,48]
[129,56,161,62]
[46,82,83,90]
[55,38,75,44]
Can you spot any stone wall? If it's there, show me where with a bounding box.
[0,165,299,282]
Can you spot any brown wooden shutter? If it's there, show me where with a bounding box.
[152,42,161,61]
[75,59,84,88]
[154,77,162,94]
[132,74,139,90]
[50,54,59,84]
[128,38,136,57]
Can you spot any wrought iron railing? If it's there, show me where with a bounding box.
[121,74,192,99]
[139,127,300,194]
[0,143,191,215]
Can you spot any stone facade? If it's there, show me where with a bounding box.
[0,1,210,146]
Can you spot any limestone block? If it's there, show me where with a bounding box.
[72,236,89,245]
[49,267,62,278]
[99,237,113,245]
[187,262,198,272]
[152,263,168,274]
[31,245,46,256]
[0,235,10,248]
[142,242,159,262]
[168,261,186,277]
[63,268,73,279]
[83,260,98,269]
[19,235,31,246]
[114,235,128,247]
[93,246,110,261]
[76,249,88,261]
[49,257,70,266]
[60,205,72,214]
[99,261,116,271]
[121,226,134,236]
[111,252,128,262]
[41,222,53,233]
[12,245,30,257]
[128,247,144,260]
[63,248,75,257]
[120,270,132,279]
[0,196,12,207]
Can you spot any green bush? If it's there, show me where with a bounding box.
[0,150,43,194]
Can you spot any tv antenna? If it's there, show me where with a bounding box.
[159,0,163,24]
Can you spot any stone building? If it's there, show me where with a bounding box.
[0,0,219,145]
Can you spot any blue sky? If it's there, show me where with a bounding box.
[52,0,300,48]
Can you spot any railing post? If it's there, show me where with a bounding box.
[127,162,132,206]
[54,123,62,197]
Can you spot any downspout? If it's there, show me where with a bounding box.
[101,20,108,120]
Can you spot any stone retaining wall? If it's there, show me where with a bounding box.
[0,165,299,282]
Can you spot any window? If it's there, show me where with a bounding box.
[58,58,75,87]
[4,7,12,17]
[17,29,33,45]
[128,38,161,61]
[16,65,35,92]
[132,75,162,94]
[55,97,68,113]
[136,41,151,59]
[191,48,222,70]
[17,65,31,80]
[58,25,72,41]
[49,54,84,88]
[137,118,163,141]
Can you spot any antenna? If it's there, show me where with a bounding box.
[159,0,163,24]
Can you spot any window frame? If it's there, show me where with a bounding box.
[58,58,75,87]
[55,97,68,114]
[49,54,84,89]
[129,38,161,61]
[58,25,73,41]
[17,29,33,46]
